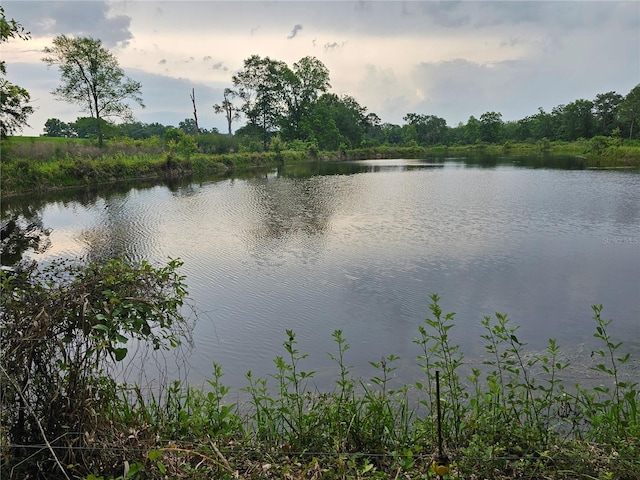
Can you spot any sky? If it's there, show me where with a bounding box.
[2,0,639,136]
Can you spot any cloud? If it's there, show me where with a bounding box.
[3,0,132,47]
[212,62,228,72]
[287,24,303,39]
[324,41,346,53]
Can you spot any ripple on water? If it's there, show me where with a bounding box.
[11,164,639,389]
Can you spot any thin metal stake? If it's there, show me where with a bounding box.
[436,370,443,455]
[432,370,450,478]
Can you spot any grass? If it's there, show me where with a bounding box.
[3,286,637,479]
[2,136,639,197]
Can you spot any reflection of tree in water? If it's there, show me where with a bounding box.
[78,191,156,263]
[1,198,52,267]
[0,215,51,267]
[243,175,336,264]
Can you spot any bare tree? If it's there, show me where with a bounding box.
[190,88,200,135]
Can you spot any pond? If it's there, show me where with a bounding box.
[3,156,639,391]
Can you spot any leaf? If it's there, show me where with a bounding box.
[618,353,631,363]
[361,463,374,474]
[92,324,110,332]
[126,462,143,478]
[113,347,128,361]
[148,449,163,461]
[157,461,167,475]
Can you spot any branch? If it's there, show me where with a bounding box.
[0,363,71,480]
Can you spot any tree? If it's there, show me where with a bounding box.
[214,88,241,136]
[73,116,116,139]
[178,117,199,135]
[42,35,144,147]
[363,112,383,146]
[593,91,623,136]
[280,56,331,141]
[190,88,200,135]
[115,121,170,139]
[233,55,289,149]
[381,122,403,145]
[530,108,558,141]
[479,111,503,143]
[618,84,640,139]
[463,116,481,144]
[0,6,33,137]
[403,113,448,145]
[562,99,594,141]
[43,117,75,137]
[305,93,368,150]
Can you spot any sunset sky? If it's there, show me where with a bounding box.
[3,0,639,136]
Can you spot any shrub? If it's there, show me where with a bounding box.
[1,258,190,478]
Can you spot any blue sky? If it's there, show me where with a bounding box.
[3,0,639,136]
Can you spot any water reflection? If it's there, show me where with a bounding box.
[1,157,638,390]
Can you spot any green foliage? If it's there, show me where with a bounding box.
[4,289,636,479]
[0,6,33,137]
[43,117,75,137]
[1,258,189,477]
[42,35,144,146]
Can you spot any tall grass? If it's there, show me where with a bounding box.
[4,294,634,479]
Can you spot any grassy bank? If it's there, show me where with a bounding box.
[2,256,638,480]
[2,136,639,197]
[0,136,306,195]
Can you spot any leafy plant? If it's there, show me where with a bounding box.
[0,257,189,477]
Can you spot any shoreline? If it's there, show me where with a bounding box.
[2,141,639,198]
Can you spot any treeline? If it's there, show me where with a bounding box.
[43,75,640,156]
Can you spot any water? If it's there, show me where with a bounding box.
[3,157,639,390]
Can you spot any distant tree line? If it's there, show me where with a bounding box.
[43,80,640,154]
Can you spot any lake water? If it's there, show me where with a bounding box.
[3,157,640,391]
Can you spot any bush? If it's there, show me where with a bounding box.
[1,258,190,478]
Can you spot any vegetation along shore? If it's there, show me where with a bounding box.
[1,258,638,479]
[2,134,639,197]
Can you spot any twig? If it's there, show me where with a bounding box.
[210,440,233,472]
[0,363,71,480]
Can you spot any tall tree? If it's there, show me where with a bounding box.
[479,111,503,143]
[213,88,241,136]
[562,99,594,141]
[306,93,367,150]
[593,91,623,136]
[232,55,288,149]
[42,35,144,147]
[280,56,331,141]
[0,6,33,137]
[618,84,640,139]
[463,116,481,144]
[403,113,448,145]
